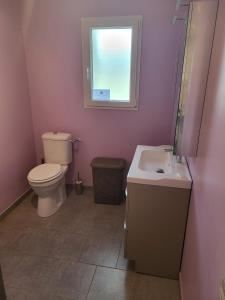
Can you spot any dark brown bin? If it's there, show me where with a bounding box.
[91,157,126,205]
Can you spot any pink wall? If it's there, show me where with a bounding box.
[23,0,184,185]
[180,1,225,299]
[0,0,36,213]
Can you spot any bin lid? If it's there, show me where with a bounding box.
[91,157,126,169]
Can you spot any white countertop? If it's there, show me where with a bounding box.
[127,145,192,189]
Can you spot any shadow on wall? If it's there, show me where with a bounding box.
[22,0,35,38]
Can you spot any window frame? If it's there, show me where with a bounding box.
[81,16,143,110]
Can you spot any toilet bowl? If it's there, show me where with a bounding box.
[28,164,68,217]
[27,132,73,217]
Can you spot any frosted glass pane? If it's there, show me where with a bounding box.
[91,28,132,102]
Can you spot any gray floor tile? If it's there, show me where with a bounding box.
[0,188,180,300]
[53,231,86,260]
[13,228,86,261]
[73,203,124,239]
[0,209,30,232]
[87,267,180,300]
[87,266,136,300]
[0,195,50,232]
[13,229,58,257]
[79,234,121,268]
[5,255,63,293]
[46,212,77,234]
[47,201,124,241]
[0,229,23,250]
[5,286,79,300]
[53,261,96,299]
[0,251,25,286]
[50,189,94,218]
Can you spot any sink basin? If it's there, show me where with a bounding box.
[138,149,172,173]
[127,145,192,189]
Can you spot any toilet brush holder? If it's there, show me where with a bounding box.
[75,172,84,195]
[75,180,84,195]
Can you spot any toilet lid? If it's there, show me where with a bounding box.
[28,163,62,183]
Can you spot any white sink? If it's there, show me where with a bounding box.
[138,149,172,173]
[127,145,192,189]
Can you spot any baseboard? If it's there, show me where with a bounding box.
[0,188,32,221]
[0,185,93,221]
[179,272,184,300]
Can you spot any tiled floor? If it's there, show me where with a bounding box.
[0,188,181,300]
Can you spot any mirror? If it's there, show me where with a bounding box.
[174,1,218,157]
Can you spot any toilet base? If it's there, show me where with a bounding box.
[37,179,67,217]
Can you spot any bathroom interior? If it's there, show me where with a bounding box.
[0,0,225,299]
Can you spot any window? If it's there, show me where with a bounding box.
[81,16,142,110]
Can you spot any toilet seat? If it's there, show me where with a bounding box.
[28,163,62,183]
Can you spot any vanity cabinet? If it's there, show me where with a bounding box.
[124,182,190,280]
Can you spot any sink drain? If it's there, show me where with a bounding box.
[156,168,165,174]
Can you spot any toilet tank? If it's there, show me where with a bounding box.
[42,132,72,165]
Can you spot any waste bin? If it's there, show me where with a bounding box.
[91,157,126,205]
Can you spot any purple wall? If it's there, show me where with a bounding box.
[180,1,225,299]
[0,0,36,213]
[23,0,183,185]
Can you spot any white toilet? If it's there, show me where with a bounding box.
[27,132,72,217]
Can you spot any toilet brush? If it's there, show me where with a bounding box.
[75,172,84,195]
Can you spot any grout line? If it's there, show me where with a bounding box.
[1,245,126,272]
[77,260,124,271]
[85,265,97,300]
